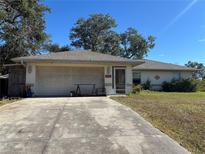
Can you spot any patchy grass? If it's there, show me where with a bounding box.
[111,92,205,154]
[198,80,205,92]
[0,99,20,107]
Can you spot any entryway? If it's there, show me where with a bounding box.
[114,67,126,94]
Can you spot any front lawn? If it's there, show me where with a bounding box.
[111,92,205,154]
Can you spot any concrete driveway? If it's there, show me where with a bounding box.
[0,97,189,154]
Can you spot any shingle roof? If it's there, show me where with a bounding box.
[12,50,144,66]
[133,59,197,71]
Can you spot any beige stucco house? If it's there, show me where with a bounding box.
[12,51,196,96]
[12,51,144,96]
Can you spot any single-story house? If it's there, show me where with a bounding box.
[12,51,144,96]
[9,50,196,96]
[133,60,196,90]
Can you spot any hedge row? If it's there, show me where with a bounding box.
[162,79,198,92]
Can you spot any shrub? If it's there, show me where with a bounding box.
[162,79,198,92]
[142,80,151,90]
[133,85,142,94]
[198,79,205,91]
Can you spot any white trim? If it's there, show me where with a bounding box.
[0,74,9,79]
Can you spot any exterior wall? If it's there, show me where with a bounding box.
[104,66,115,95]
[180,71,193,79]
[26,64,36,94]
[140,70,192,90]
[104,66,133,95]
[125,66,133,94]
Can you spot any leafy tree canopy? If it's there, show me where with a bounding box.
[70,14,116,51]
[120,28,155,59]
[185,61,205,79]
[45,43,70,53]
[70,14,155,59]
[0,0,50,65]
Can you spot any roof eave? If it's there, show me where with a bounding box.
[133,68,198,72]
[12,58,144,66]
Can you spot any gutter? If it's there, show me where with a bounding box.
[3,63,26,67]
[11,58,144,67]
[132,68,199,72]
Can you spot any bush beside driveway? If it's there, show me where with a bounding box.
[112,92,205,154]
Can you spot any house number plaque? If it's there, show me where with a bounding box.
[105,75,112,78]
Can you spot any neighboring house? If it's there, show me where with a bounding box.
[133,60,196,90]
[7,51,197,97]
[12,51,144,96]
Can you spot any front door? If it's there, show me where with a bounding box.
[115,68,126,94]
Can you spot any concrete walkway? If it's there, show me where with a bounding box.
[0,97,189,154]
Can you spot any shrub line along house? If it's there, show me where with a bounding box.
[2,51,197,97]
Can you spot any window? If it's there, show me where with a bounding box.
[133,71,141,85]
[177,72,181,80]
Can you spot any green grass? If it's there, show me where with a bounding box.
[112,91,205,154]
[198,80,205,92]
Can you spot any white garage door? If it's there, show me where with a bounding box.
[36,66,104,96]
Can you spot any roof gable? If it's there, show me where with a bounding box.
[12,50,144,66]
[133,60,197,71]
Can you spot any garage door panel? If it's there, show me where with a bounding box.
[36,66,104,96]
[36,67,73,96]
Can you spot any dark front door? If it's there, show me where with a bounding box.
[115,69,125,94]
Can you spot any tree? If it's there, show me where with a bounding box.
[185,61,205,79]
[60,45,71,51]
[0,0,50,65]
[120,28,155,59]
[97,31,121,55]
[69,14,155,59]
[45,43,71,53]
[70,14,117,52]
